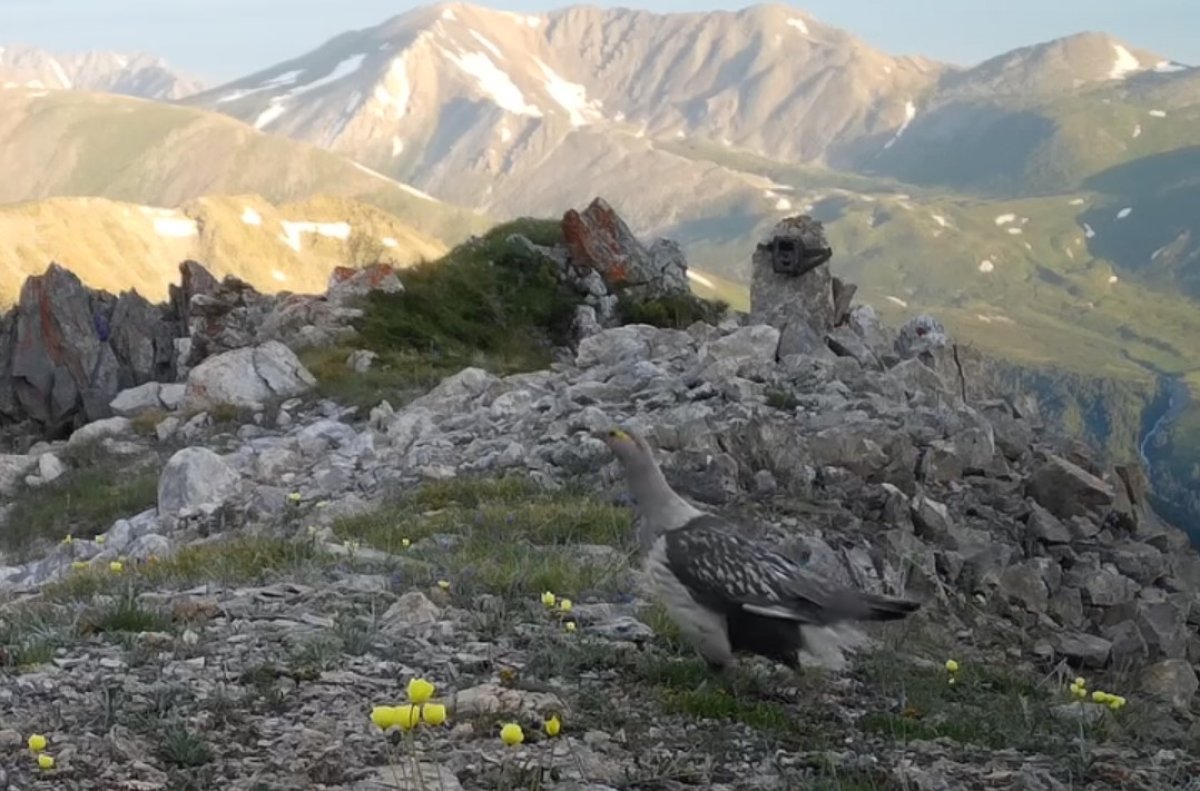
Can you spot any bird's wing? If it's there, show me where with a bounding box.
[663,515,873,624]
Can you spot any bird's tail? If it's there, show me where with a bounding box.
[858,592,921,622]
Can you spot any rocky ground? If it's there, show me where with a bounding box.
[2,209,1200,789]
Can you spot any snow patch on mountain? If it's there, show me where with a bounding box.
[279,220,351,252]
[1109,44,1142,79]
[153,217,199,238]
[372,58,412,119]
[883,100,916,149]
[535,58,602,126]
[440,47,542,117]
[786,18,809,35]
[299,55,368,94]
[241,207,262,226]
[49,58,71,89]
[469,31,504,59]
[254,102,288,130]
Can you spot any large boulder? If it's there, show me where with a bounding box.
[183,341,317,411]
[157,446,241,530]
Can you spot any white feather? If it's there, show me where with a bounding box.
[742,602,806,621]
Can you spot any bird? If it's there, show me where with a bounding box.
[596,426,921,673]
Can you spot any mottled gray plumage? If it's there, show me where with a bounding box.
[598,427,920,670]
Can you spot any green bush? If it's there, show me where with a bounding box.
[353,220,582,371]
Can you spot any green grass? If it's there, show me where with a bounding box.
[1,465,160,559]
[332,474,635,599]
[0,607,74,670]
[855,651,1130,761]
[44,535,326,600]
[634,655,819,742]
[81,591,174,635]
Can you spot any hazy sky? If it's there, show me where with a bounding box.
[3,0,1196,83]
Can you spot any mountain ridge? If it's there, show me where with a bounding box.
[0,43,207,100]
[0,193,448,306]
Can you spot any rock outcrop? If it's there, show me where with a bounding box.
[0,264,178,439]
[0,259,401,441]
[561,197,690,301]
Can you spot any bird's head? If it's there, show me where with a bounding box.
[594,426,654,469]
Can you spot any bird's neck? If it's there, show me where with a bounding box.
[624,456,705,530]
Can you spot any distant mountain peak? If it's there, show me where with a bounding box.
[0,44,207,100]
[941,30,1174,96]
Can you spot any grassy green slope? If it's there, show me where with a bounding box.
[0,88,492,244]
[862,75,1200,197]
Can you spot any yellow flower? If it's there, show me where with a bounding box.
[422,703,447,726]
[559,598,573,613]
[407,677,435,704]
[397,705,421,730]
[1092,690,1110,704]
[944,659,959,673]
[499,723,524,746]
[1108,695,1127,710]
[61,535,73,546]
[565,621,576,632]
[315,500,328,509]
[27,734,47,752]
[437,580,450,590]
[288,492,302,503]
[1073,676,1086,687]
[109,561,124,573]
[95,535,106,544]
[541,591,556,607]
[1071,686,1087,700]
[371,704,421,731]
[71,561,88,571]
[544,715,561,737]
[401,538,411,549]
[947,676,956,686]
[37,753,54,770]
[371,705,402,730]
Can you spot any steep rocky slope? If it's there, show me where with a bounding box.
[1,210,1198,789]
[0,44,206,100]
[0,194,447,305]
